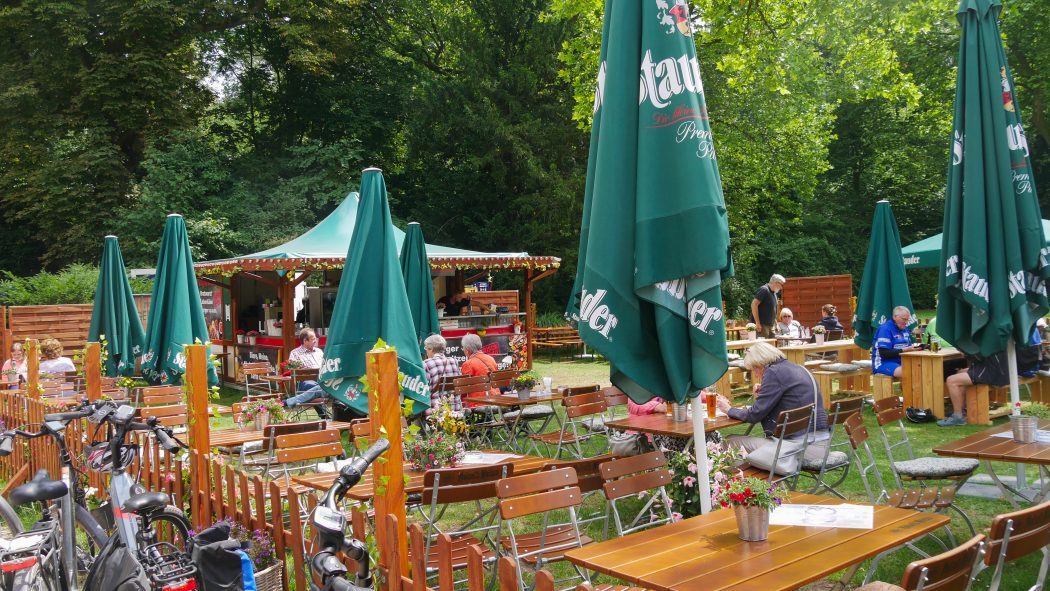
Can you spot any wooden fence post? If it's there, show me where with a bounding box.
[85,342,101,401]
[26,339,39,399]
[185,344,210,455]
[367,347,408,577]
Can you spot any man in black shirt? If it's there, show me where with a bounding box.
[750,274,786,337]
[437,291,472,316]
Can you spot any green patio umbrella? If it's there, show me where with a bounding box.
[141,214,218,386]
[400,222,441,350]
[853,200,915,349]
[937,0,1049,411]
[567,0,732,513]
[901,219,1050,268]
[319,168,431,416]
[88,235,145,376]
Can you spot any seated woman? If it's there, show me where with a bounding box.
[2,342,27,387]
[816,304,844,333]
[715,342,829,463]
[38,338,76,376]
[775,308,806,346]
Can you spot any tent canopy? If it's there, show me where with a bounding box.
[196,192,559,274]
[903,219,1050,269]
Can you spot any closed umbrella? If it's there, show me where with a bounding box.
[141,214,218,386]
[937,0,1049,411]
[319,169,431,416]
[88,235,145,376]
[567,0,732,514]
[400,222,441,349]
[853,200,915,349]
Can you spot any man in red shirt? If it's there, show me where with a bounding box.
[459,333,499,403]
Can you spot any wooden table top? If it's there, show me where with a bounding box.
[777,339,861,354]
[471,392,563,408]
[293,451,551,501]
[209,420,357,448]
[564,493,949,591]
[900,347,964,359]
[726,338,775,349]
[605,413,742,436]
[933,419,1050,465]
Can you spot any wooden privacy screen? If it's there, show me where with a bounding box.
[0,295,150,362]
[466,289,520,313]
[780,274,853,333]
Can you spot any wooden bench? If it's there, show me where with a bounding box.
[812,369,871,409]
[872,374,898,402]
[533,326,584,357]
[713,366,747,397]
[967,375,1042,425]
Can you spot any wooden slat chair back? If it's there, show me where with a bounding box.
[563,384,600,397]
[350,420,374,446]
[543,455,614,530]
[740,404,814,489]
[979,500,1050,591]
[842,413,975,540]
[600,451,674,536]
[455,375,506,446]
[872,397,978,488]
[291,367,320,383]
[240,361,274,398]
[488,369,519,391]
[137,385,183,406]
[136,404,188,428]
[530,391,607,459]
[272,429,344,488]
[244,393,280,403]
[418,464,512,575]
[801,397,865,498]
[901,534,986,591]
[496,468,592,591]
[602,386,629,420]
[239,419,327,474]
[454,375,491,397]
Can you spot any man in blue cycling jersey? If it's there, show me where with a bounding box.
[871,306,921,378]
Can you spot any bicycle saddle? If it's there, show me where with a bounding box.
[10,469,68,507]
[122,491,169,515]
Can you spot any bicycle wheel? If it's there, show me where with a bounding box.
[67,504,107,582]
[143,506,191,550]
[0,494,25,538]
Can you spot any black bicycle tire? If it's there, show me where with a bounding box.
[0,493,25,537]
[145,506,192,550]
[70,504,108,580]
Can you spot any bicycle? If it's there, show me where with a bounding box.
[308,438,390,591]
[1,473,65,591]
[0,400,196,591]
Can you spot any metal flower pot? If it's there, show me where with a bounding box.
[734,505,770,541]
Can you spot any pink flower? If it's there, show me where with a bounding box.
[682,476,696,488]
[687,462,697,472]
[671,512,683,521]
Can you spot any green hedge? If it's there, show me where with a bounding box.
[0,264,153,306]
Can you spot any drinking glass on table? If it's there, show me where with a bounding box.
[542,376,553,394]
[701,391,717,420]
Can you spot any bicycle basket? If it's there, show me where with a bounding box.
[0,521,59,591]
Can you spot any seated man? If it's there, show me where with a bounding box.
[938,327,1042,426]
[437,292,472,317]
[871,306,921,378]
[715,342,829,463]
[281,327,330,419]
[423,334,461,413]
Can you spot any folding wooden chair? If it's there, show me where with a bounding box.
[872,397,978,488]
[800,397,864,498]
[530,390,607,459]
[269,429,345,491]
[900,534,986,591]
[135,404,188,430]
[600,451,674,537]
[543,455,614,532]
[240,361,274,398]
[238,420,328,474]
[455,375,506,447]
[738,403,815,489]
[488,369,519,393]
[979,499,1050,591]
[135,385,183,406]
[496,467,592,591]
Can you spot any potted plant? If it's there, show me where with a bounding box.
[235,329,247,344]
[716,475,788,541]
[205,519,282,591]
[405,403,465,470]
[115,376,136,401]
[512,371,539,400]
[745,322,757,340]
[246,330,260,346]
[238,399,286,431]
[811,324,827,344]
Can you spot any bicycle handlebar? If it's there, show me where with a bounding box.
[321,439,390,511]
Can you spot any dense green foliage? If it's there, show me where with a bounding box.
[1,0,1047,315]
[0,265,153,305]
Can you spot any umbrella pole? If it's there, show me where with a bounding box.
[692,399,712,514]
[1006,338,1029,489]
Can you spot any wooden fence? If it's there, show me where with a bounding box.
[780,274,854,333]
[0,297,150,362]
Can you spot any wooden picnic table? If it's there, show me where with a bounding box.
[293,450,551,501]
[209,420,357,449]
[725,338,775,352]
[933,418,1050,508]
[604,412,741,437]
[564,492,949,591]
[777,339,865,366]
[900,347,964,419]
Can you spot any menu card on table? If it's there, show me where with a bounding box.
[770,504,874,529]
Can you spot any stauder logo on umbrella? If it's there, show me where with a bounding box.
[578,288,619,338]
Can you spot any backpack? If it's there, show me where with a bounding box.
[83,535,151,591]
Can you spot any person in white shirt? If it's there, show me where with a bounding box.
[283,327,328,418]
[38,338,76,376]
[775,308,806,346]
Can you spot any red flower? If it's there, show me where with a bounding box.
[744,488,753,497]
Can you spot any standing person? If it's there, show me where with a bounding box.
[423,334,461,413]
[2,342,27,387]
[459,333,499,403]
[871,306,920,378]
[38,338,76,375]
[437,291,472,317]
[751,274,786,338]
